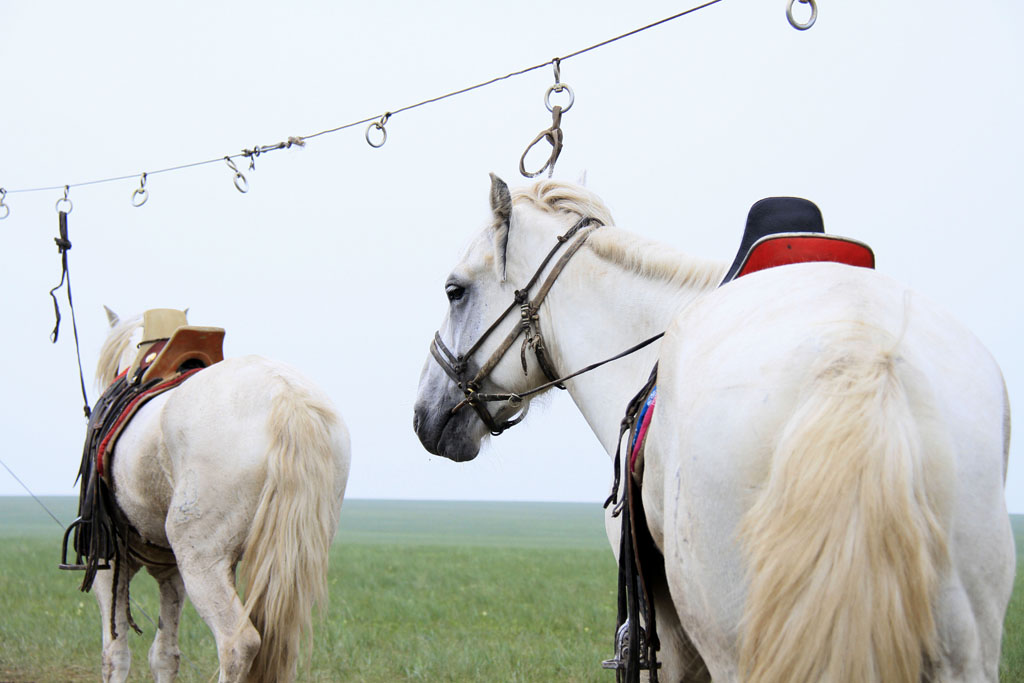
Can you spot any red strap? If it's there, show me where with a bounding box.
[96,369,202,477]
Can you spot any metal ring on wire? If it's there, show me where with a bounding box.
[0,188,9,219]
[366,112,390,148]
[786,0,817,30]
[224,157,249,193]
[55,186,73,214]
[131,173,148,207]
[545,84,574,114]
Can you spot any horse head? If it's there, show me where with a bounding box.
[413,173,610,462]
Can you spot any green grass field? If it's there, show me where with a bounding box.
[0,497,1021,681]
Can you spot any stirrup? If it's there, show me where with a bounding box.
[58,517,111,571]
[601,619,658,672]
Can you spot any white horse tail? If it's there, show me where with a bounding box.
[738,330,950,682]
[238,373,346,682]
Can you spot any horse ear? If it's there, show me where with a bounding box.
[489,173,511,226]
[104,305,119,328]
[183,307,190,321]
[489,173,512,281]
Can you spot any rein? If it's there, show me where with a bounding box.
[456,332,664,412]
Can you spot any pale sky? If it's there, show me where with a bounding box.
[2,1,1022,512]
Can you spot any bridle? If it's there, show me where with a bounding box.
[430,215,603,435]
[430,214,668,435]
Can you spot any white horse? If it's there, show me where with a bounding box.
[413,176,1014,682]
[85,308,350,682]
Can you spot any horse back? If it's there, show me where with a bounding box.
[645,261,1012,681]
[111,356,348,550]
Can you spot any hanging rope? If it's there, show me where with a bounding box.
[48,187,92,419]
[1,1,726,208]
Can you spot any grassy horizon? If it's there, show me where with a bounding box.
[1,497,1021,681]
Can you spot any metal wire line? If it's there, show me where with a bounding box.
[0,456,65,527]
[5,0,724,196]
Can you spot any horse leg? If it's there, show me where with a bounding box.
[929,497,1015,681]
[92,561,140,683]
[171,545,259,682]
[650,569,710,682]
[146,564,186,682]
[604,492,710,682]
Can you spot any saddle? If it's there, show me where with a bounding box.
[628,197,875,482]
[603,197,876,682]
[60,309,225,594]
[720,196,874,284]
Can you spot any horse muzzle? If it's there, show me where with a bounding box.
[412,398,483,462]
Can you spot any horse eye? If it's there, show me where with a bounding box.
[445,283,465,302]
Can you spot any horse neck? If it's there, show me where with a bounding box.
[538,239,724,455]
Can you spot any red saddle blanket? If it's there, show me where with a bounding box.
[94,368,202,477]
[734,233,875,278]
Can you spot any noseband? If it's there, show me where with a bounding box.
[430,216,602,435]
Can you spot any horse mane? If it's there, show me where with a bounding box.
[512,180,727,291]
[95,314,143,390]
[511,180,617,228]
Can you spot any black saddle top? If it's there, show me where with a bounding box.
[720,197,824,285]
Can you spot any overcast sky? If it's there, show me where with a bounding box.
[2,1,1022,513]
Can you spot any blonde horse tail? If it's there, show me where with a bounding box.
[237,375,346,682]
[738,332,949,682]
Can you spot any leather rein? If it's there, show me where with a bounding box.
[430,215,664,436]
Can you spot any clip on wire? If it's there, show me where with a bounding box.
[0,188,9,220]
[520,58,574,179]
[366,112,390,148]
[787,0,817,30]
[131,173,148,207]
[55,185,73,214]
[243,145,261,170]
[224,157,249,193]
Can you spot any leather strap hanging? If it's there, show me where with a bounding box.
[603,366,661,682]
[48,202,92,419]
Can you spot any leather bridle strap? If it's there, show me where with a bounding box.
[460,331,665,410]
[430,213,669,437]
[470,221,597,385]
[430,216,601,434]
